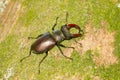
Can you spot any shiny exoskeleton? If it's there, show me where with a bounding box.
[20,12,84,74]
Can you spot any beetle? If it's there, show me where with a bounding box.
[20,12,84,74]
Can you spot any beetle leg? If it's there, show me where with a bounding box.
[59,44,75,49]
[74,40,82,47]
[38,52,48,74]
[56,44,73,61]
[52,17,59,31]
[20,49,32,62]
[28,34,43,39]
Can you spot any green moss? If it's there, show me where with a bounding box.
[0,0,120,79]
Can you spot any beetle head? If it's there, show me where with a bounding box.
[61,24,84,40]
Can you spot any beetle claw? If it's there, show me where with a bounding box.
[28,37,31,39]
[28,37,35,39]
[71,58,73,61]
[38,70,40,74]
[20,59,23,62]
[66,57,73,61]
[69,57,73,61]
[71,47,75,49]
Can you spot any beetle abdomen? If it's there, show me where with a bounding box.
[31,32,56,54]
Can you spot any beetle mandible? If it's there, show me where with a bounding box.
[20,12,84,74]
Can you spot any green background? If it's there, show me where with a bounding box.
[0,0,120,80]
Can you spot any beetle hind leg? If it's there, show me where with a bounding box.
[20,49,32,62]
[38,52,48,74]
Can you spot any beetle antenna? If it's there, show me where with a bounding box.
[38,52,48,74]
[66,12,68,25]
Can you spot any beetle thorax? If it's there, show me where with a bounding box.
[52,30,65,43]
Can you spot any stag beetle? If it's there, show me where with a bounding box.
[20,12,84,74]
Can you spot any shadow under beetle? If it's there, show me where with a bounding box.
[20,12,84,74]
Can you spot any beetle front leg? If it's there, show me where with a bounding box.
[28,34,43,39]
[74,40,82,47]
[38,52,48,74]
[52,17,59,31]
[56,44,73,60]
[59,44,75,49]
